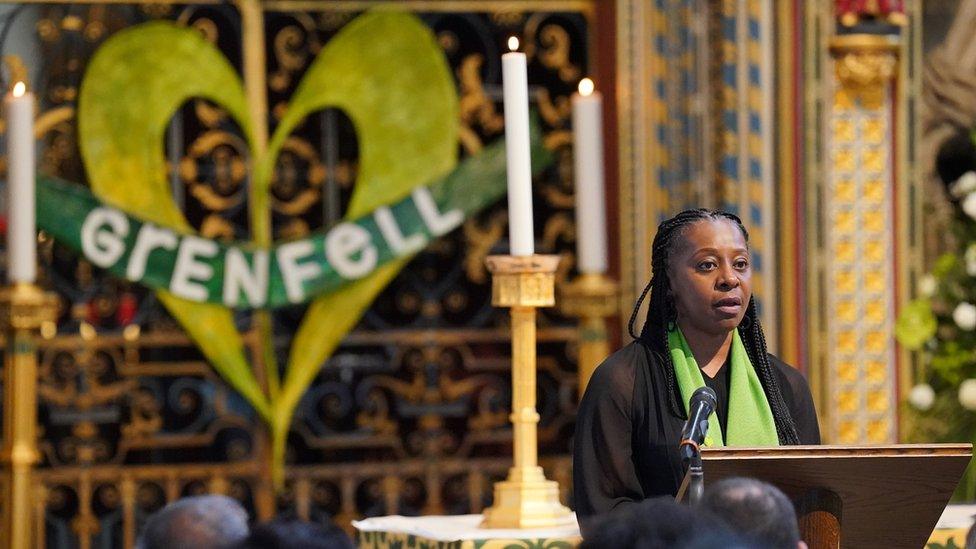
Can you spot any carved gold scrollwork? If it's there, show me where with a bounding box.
[538,24,580,82]
[271,136,326,217]
[462,212,506,284]
[457,54,502,155]
[24,4,587,536]
[829,34,899,104]
[270,17,321,93]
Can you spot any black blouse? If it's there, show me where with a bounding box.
[572,341,821,536]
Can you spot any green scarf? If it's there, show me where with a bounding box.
[668,326,779,447]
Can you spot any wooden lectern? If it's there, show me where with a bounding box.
[700,444,973,549]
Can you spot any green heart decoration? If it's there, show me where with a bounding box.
[78,12,459,485]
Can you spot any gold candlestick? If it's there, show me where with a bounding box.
[559,273,619,398]
[481,255,574,529]
[0,283,58,549]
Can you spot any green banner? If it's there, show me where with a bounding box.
[37,133,550,309]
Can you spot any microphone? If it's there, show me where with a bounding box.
[679,386,718,464]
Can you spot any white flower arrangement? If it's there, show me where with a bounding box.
[950,171,976,198]
[960,379,976,411]
[963,192,976,221]
[953,302,976,330]
[908,383,935,411]
[918,274,937,297]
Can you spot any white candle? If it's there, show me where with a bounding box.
[572,78,607,274]
[5,81,35,283]
[501,37,534,257]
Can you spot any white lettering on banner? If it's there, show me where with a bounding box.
[223,248,269,308]
[170,236,219,301]
[80,207,129,268]
[374,206,426,255]
[326,223,378,280]
[126,224,178,281]
[413,187,463,236]
[277,240,321,303]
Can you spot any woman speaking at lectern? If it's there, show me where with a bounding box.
[573,209,820,534]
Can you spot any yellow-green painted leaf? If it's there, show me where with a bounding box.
[270,12,458,475]
[78,22,270,421]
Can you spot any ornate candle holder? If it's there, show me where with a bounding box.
[559,273,619,398]
[0,283,58,549]
[481,255,574,529]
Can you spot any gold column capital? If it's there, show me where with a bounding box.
[485,255,560,308]
[0,283,59,330]
[828,34,899,96]
[558,273,619,318]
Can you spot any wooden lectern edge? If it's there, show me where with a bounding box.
[701,443,973,460]
[698,443,974,548]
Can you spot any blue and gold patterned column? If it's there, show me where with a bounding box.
[617,0,779,334]
[822,27,902,444]
[714,0,777,340]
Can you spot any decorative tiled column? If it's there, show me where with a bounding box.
[823,33,900,444]
[616,0,778,334]
[714,0,776,340]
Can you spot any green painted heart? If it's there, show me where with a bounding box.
[77,12,458,485]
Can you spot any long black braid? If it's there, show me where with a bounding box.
[626,209,800,445]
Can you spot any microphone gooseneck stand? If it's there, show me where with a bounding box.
[675,386,717,506]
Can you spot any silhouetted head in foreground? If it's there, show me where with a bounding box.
[137,494,249,549]
[580,496,759,549]
[700,477,805,549]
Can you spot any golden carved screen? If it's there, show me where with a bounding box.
[0,2,595,546]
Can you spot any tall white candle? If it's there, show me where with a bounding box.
[572,78,607,274]
[5,81,35,283]
[501,37,534,257]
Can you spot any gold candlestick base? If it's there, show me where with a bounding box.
[0,283,59,549]
[481,255,574,529]
[559,273,619,398]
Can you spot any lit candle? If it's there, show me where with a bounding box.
[5,81,35,283]
[572,78,607,274]
[501,36,534,257]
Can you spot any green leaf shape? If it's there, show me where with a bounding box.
[74,12,553,488]
[895,299,937,350]
[259,11,459,483]
[930,340,973,385]
[934,253,960,279]
[78,21,271,422]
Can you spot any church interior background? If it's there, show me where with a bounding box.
[0,0,973,546]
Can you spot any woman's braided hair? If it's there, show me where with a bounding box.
[626,208,800,445]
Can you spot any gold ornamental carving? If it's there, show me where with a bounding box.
[829,35,899,100]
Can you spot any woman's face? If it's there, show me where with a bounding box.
[667,219,752,336]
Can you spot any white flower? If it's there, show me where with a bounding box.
[966,245,976,277]
[918,275,937,297]
[960,379,976,411]
[963,192,976,221]
[908,384,935,411]
[954,302,976,330]
[950,171,976,198]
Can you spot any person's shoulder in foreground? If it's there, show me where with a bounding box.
[233,515,354,549]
